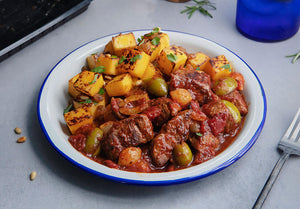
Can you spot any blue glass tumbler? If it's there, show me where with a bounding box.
[236,0,300,42]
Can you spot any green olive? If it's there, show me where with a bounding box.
[173,142,193,166]
[214,77,237,96]
[85,128,103,156]
[147,77,168,97]
[222,100,241,123]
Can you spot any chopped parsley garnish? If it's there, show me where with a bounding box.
[98,88,105,95]
[119,56,126,64]
[78,99,97,105]
[91,66,105,73]
[79,99,92,104]
[145,27,161,37]
[196,132,203,137]
[89,74,98,84]
[195,67,201,71]
[130,54,142,63]
[63,104,73,114]
[221,64,232,72]
[153,27,160,33]
[151,37,160,46]
[167,53,178,62]
[138,37,143,43]
[111,55,118,58]
[137,36,145,45]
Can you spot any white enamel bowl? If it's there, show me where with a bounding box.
[38,30,266,185]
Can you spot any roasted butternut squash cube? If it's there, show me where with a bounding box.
[187,52,212,72]
[138,32,170,62]
[73,99,106,118]
[96,54,119,75]
[141,63,157,80]
[103,41,115,55]
[105,73,133,97]
[117,49,150,78]
[158,33,170,50]
[68,74,81,98]
[64,105,94,134]
[206,55,232,81]
[156,45,187,75]
[74,71,104,97]
[112,33,137,56]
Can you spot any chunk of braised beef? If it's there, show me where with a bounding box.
[220,90,248,116]
[103,105,119,122]
[151,110,193,167]
[102,114,154,161]
[202,100,229,118]
[202,100,236,135]
[143,97,182,129]
[208,112,228,136]
[75,124,94,136]
[189,132,220,153]
[193,147,216,165]
[69,134,86,152]
[102,160,119,169]
[143,106,162,121]
[151,133,177,167]
[110,97,127,120]
[190,101,208,122]
[169,69,218,104]
[160,110,193,143]
[189,117,220,153]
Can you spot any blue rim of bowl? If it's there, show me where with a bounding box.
[37,29,267,186]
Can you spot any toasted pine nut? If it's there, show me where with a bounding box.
[17,136,26,143]
[135,80,143,86]
[30,171,37,181]
[104,75,112,80]
[14,127,22,134]
[79,95,89,101]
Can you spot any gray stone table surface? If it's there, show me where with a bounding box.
[1,0,300,208]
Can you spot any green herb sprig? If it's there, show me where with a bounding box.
[89,74,98,84]
[167,53,178,62]
[119,56,126,64]
[79,99,92,104]
[145,27,161,37]
[63,104,73,114]
[151,37,160,46]
[78,99,98,105]
[286,51,300,63]
[181,0,216,19]
[130,54,142,63]
[91,66,105,73]
[98,88,105,95]
[196,132,203,137]
[221,64,232,72]
[138,27,161,46]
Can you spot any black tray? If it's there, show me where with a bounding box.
[0,0,92,62]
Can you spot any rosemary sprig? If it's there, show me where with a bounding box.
[181,0,216,19]
[286,51,300,63]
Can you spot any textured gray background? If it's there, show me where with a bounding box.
[1,0,300,208]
